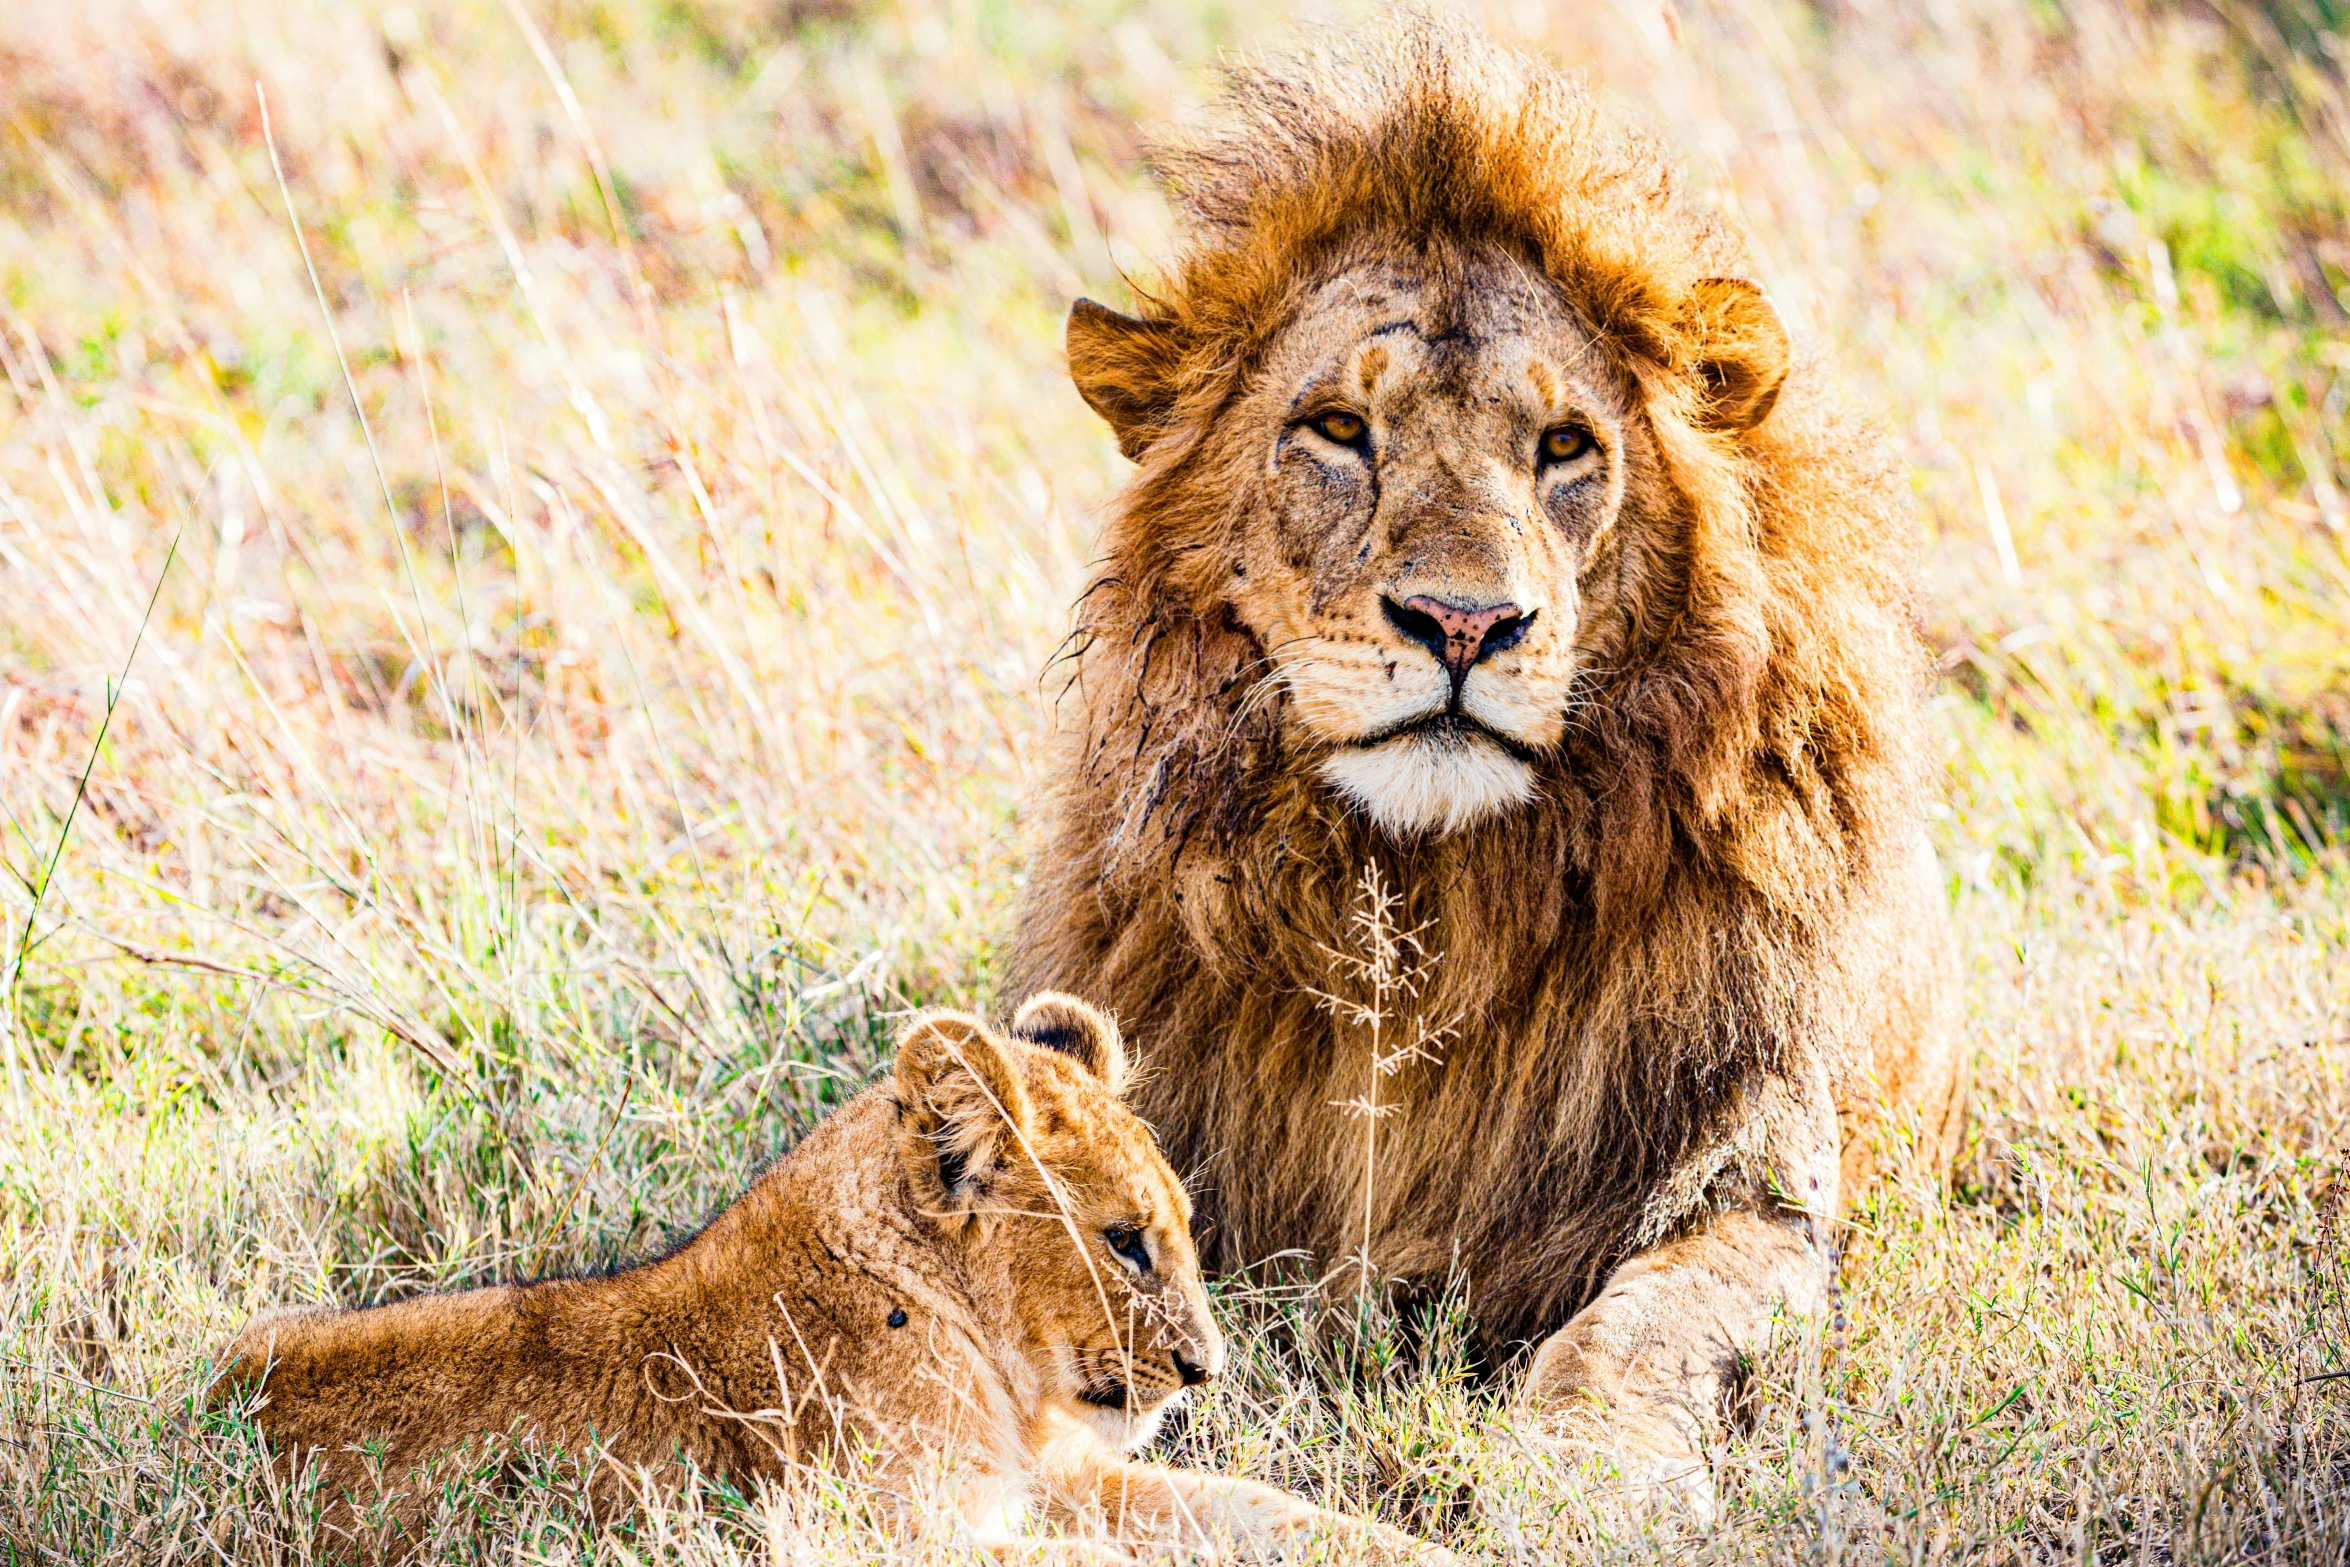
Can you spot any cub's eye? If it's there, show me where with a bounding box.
[1308,410,1368,448]
[1104,1224,1152,1274]
[1539,425,1594,466]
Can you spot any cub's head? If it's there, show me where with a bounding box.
[892,994,1221,1448]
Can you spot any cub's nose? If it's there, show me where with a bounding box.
[1171,1349,1216,1387]
[1384,595,1532,681]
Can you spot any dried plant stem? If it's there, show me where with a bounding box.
[1308,864,1450,1288]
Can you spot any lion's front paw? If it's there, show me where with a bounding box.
[1519,1328,1726,1525]
[1595,1438,1716,1524]
[1521,1403,1718,1525]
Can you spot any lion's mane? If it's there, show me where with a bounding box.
[1012,24,1933,1353]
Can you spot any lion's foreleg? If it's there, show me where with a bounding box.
[1519,1207,1827,1518]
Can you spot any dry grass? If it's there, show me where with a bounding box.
[1,0,2347,1559]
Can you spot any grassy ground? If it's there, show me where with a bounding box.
[2,0,2348,1559]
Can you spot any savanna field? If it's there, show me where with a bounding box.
[2,0,2348,1558]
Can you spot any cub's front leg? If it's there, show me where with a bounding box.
[1517,1206,1828,1520]
[1037,1414,1453,1562]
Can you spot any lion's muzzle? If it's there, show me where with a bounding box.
[1382,594,1531,685]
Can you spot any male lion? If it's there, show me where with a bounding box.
[1012,25,1965,1513]
[212,997,1446,1561]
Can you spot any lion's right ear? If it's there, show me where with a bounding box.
[1009,992,1128,1096]
[1682,277,1791,433]
[1067,298,1188,460]
[894,1012,1035,1223]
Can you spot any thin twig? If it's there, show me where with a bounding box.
[0,1355,153,1405]
[4,529,180,1108]
[530,1074,635,1274]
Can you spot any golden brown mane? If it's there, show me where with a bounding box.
[1015,22,1933,1353]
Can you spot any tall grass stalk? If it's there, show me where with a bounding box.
[1308,864,1450,1289]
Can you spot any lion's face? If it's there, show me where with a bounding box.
[1220,254,1647,836]
[894,997,1224,1451]
[1068,248,1787,841]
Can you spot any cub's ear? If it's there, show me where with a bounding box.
[894,1011,1035,1223]
[1009,992,1128,1096]
[1683,277,1791,433]
[1067,298,1188,460]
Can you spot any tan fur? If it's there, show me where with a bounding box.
[1017,21,1966,1514]
[212,999,1446,1561]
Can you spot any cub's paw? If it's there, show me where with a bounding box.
[1373,1520,1463,1565]
[993,1543,1138,1565]
[1232,1500,1455,1564]
[1292,1514,1458,1565]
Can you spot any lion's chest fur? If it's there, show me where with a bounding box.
[1016,794,1934,1357]
[1119,961,1647,1350]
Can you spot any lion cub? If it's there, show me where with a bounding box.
[215,995,1444,1561]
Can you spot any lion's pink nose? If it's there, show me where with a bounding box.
[1386,595,1532,681]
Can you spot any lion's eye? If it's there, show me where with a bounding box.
[1540,425,1594,466]
[1309,410,1367,448]
[1104,1224,1152,1274]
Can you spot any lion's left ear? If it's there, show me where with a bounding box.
[1009,992,1128,1097]
[1068,298,1189,460]
[1683,277,1790,433]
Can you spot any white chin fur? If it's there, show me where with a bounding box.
[1318,730,1537,838]
[1072,1393,1178,1452]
